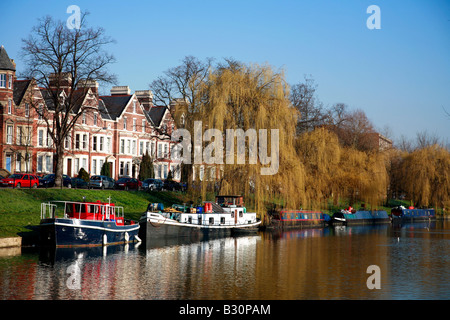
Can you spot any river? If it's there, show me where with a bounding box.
[0,220,448,300]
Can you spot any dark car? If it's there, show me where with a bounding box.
[71,177,89,189]
[39,174,72,188]
[1,173,39,188]
[115,177,142,190]
[163,180,185,191]
[142,178,163,191]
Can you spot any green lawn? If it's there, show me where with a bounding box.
[0,188,188,238]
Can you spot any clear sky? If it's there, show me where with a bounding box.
[1,0,449,144]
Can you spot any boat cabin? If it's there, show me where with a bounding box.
[41,200,126,226]
[216,195,244,207]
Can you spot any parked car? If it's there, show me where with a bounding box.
[39,174,72,188]
[162,180,186,191]
[114,177,142,190]
[142,178,163,191]
[0,173,39,188]
[89,175,115,189]
[71,177,89,189]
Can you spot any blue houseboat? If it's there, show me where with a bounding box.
[331,210,390,225]
[391,206,436,222]
[40,199,141,247]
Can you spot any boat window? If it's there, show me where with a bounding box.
[209,217,214,225]
[239,211,243,218]
[221,217,225,224]
[89,205,99,213]
[65,203,74,214]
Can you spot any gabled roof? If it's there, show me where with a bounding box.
[99,95,133,120]
[147,106,167,127]
[0,45,15,71]
[98,99,112,121]
[13,79,32,106]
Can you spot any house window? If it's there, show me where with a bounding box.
[38,104,43,120]
[126,139,131,154]
[75,158,79,174]
[139,141,144,156]
[6,125,13,144]
[133,100,136,113]
[93,113,98,126]
[8,99,12,114]
[120,139,125,154]
[64,135,71,149]
[133,118,136,131]
[75,134,80,149]
[82,113,86,124]
[119,161,124,176]
[47,132,52,147]
[92,136,97,151]
[16,154,22,172]
[132,140,136,155]
[82,134,88,150]
[45,155,52,172]
[25,104,30,117]
[39,130,44,147]
[17,127,24,145]
[123,117,127,130]
[100,136,104,152]
[37,156,43,172]
[8,75,12,89]
[93,159,97,175]
[107,137,111,153]
[164,144,168,158]
[0,74,6,88]
[158,143,162,158]
[82,158,87,171]
[142,119,146,132]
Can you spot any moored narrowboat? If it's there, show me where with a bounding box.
[331,209,390,225]
[391,206,436,222]
[264,209,329,229]
[39,199,141,247]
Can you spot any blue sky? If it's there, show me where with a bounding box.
[1,0,449,143]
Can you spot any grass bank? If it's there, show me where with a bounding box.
[0,188,189,238]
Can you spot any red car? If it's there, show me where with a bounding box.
[114,177,142,190]
[0,173,40,188]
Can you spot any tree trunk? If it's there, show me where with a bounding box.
[54,144,64,188]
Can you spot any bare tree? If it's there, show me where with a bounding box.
[21,13,116,186]
[290,76,326,134]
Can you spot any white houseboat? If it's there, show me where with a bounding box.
[139,195,261,241]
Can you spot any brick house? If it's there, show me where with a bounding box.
[0,45,180,181]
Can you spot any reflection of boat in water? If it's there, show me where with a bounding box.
[139,195,261,242]
[39,199,141,248]
[391,206,436,224]
[331,208,390,225]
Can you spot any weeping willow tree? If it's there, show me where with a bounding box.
[296,127,341,209]
[191,61,306,220]
[399,144,450,208]
[296,127,388,209]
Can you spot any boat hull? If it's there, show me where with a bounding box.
[40,218,140,247]
[139,217,260,242]
[391,208,436,223]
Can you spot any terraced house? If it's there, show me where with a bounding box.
[0,45,181,181]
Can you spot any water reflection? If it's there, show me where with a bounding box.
[0,222,448,300]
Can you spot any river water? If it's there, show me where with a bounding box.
[0,220,448,300]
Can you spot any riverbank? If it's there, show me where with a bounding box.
[0,188,448,243]
[0,188,189,240]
